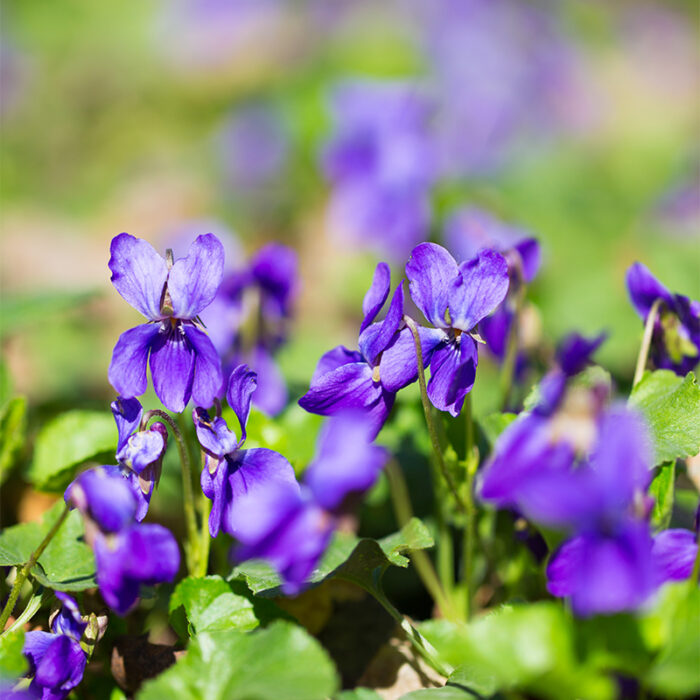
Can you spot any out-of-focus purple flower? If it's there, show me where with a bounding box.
[21,593,87,700]
[196,365,298,539]
[652,529,699,585]
[200,241,298,416]
[322,80,436,259]
[656,173,700,238]
[409,0,579,177]
[300,262,437,437]
[65,467,180,615]
[406,243,509,415]
[108,233,224,413]
[219,103,288,191]
[626,262,700,375]
[235,411,388,593]
[111,397,167,520]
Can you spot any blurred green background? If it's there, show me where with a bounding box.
[1,0,698,420]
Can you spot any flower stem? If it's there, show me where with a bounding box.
[386,460,457,620]
[633,298,662,387]
[404,316,466,516]
[143,410,200,575]
[0,507,69,631]
[499,279,526,411]
[462,394,478,620]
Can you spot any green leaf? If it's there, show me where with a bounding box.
[137,621,338,700]
[629,370,700,464]
[0,501,96,590]
[644,584,700,697]
[648,462,676,531]
[479,412,517,447]
[29,410,117,491]
[418,605,615,700]
[231,518,434,596]
[169,575,288,636]
[0,290,99,339]
[0,396,27,485]
[336,689,383,700]
[0,628,28,680]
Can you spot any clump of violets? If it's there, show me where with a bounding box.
[65,467,180,615]
[299,262,437,437]
[321,80,436,259]
[108,232,224,413]
[626,262,700,375]
[234,410,388,593]
[194,364,298,538]
[406,242,510,416]
[20,593,87,700]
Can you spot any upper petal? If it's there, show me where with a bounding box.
[406,242,458,328]
[625,262,673,321]
[361,262,391,332]
[250,345,287,416]
[183,325,223,410]
[149,325,195,413]
[358,281,405,365]
[226,364,257,442]
[168,233,225,319]
[111,396,143,453]
[513,237,541,284]
[250,243,298,318]
[556,332,606,377]
[109,233,168,320]
[426,337,478,416]
[108,324,159,399]
[448,249,509,332]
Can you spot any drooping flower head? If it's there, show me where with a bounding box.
[64,467,180,615]
[108,233,225,413]
[322,80,436,259]
[21,593,87,700]
[406,243,510,415]
[234,410,388,593]
[626,262,700,375]
[195,364,298,539]
[299,261,438,437]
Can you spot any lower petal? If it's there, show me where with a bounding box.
[108,324,159,399]
[184,325,223,410]
[379,326,445,393]
[427,338,477,416]
[149,325,195,413]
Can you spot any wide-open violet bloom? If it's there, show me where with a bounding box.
[196,365,298,539]
[235,411,388,593]
[111,396,167,520]
[626,262,700,375]
[200,242,298,416]
[322,80,436,259]
[65,467,180,615]
[406,243,509,416]
[299,262,439,438]
[108,233,224,413]
[22,593,86,700]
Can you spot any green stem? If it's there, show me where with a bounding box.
[462,395,477,620]
[499,279,526,411]
[386,460,457,620]
[404,316,465,516]
[143,410,200,575]
[1,586,45,637]
[0,507,69,631]
[633,298,662,387]
[372,587,454,679]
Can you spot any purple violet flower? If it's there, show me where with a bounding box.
[234,411,388,593]
[406,243,510,416]
[196,365,298,539]
[108,233,225,413]
[322,80,436,259]
[652,529,699,585]
[64,467,180,615]
[299,262,440,438]
[626,262,700,375]
[21,593,86,700]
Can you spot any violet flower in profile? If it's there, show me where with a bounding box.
[195,364,298,539]
[322,80,436,259]
[64,467,180,615]
[235,411,388,593]
[108,233,224,413]
[299,262,439,437]
[626,262,700,375]
[652,529,699,585]
[111,396,167,520]
[21,593,86,700]
[406,243,509,416]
